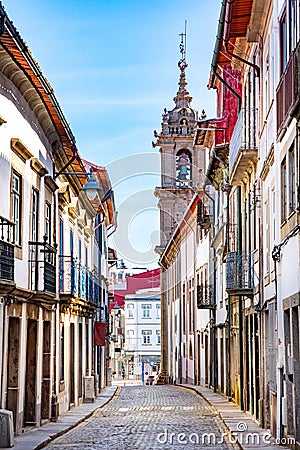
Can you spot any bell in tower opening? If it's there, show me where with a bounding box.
[176,150,191,185]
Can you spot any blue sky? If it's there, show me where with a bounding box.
[5,0,221,268]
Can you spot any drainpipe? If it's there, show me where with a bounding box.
[226,188,232,401]
[210,0,241,112]
[237,186,244,411]
[271,251,283,441]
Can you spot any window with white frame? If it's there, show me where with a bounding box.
[156,330,161,344]
[288,144,296,215]
[45,201,52,244]
[142,304,151,318]
[12,171,22,245]
[126,329,134,345]
[281,157,287,222]
[156,304,161,318]
[142,330,152,344]
[264,196,270,274]
[127,304,134,318]
[31,188,39,241]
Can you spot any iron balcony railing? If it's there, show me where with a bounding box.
[59,255,100,304]
[226,251,254,294]
[197,284,214,309]
[197,199,211,229]
[0,216,15,282]
[229,108,258,177]
[28,236,57,294]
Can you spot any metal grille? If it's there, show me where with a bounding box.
[0,216,15,282]
[197,284,214,309]
[226,251,254,293]
[28,237,57,294]
[59,256,100,304]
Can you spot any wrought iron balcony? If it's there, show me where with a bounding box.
[0,216,15,282]
[59,256,100,304]
[197,284,214,309]
[197,199,211,229]
[28,236,57,294]
[229,108,258,185]
[226,251,254,296]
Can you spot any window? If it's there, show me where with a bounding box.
[156,330,161,344]
[288,144,296,214]
[86,323,89,370]
[78,239,82,262]
[126,329,134,345]
[142,330,152,344]
[85,247,88,268]
[289,0,298,53]
[281,145,296,222]
[31,189,39,241]
[142,304,151,318]
[127,304,134,318]
[264,197,270,273]
[280,10,288,74]
[156,304,161,319]
[264,51,270,116]
[60,322,64,381]
[45,202,52,244]
[59,219,64,292]
[281,157,287,222]
[12,171,22,245]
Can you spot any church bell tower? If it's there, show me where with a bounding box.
[154,33,205,252]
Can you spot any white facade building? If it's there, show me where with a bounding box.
[124,288,161,378]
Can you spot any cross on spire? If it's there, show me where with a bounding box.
[178,21,187,72]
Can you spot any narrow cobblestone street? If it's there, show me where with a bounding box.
[45,385,232,450]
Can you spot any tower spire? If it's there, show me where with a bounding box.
[174,21,192,108]
[178,20,187,72]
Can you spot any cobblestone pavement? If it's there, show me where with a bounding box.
[45,385,233,450]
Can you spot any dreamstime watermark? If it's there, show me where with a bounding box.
[156,422,296,446]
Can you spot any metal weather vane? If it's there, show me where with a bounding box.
[178,21,188,71]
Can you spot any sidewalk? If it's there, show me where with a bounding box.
[180,384,288,450]
[4,386,117,450]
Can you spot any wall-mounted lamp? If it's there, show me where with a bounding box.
[55,167,102,201]
[81,169,102,200]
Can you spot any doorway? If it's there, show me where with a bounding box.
[24,319,37,426]
[69,322,75,406]
[6,317,20,432]
[41,321,51,420]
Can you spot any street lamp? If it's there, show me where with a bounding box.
[54,166,103,201]
[81,169,102,200]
